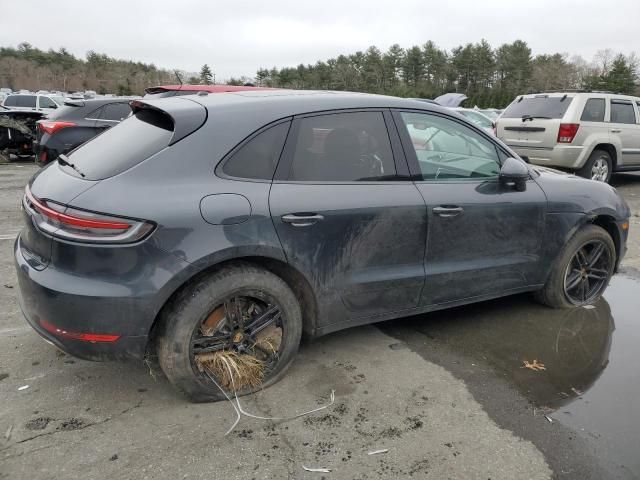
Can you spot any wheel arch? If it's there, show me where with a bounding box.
[147,253,319,353]
[590,214,622,271]
[591,143,618,170]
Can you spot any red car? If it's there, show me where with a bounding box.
[143,84,274,99]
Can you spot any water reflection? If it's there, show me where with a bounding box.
[385,274,640,476]
[390,292,615,408]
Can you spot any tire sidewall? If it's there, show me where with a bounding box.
[157,265,302,402]
[580,150,612,183]
[543,225,615,308]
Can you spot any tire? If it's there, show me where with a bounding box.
[534,225,615,308]
[156,263,302,402]
[577,149,612,183]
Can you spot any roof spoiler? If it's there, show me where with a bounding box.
[129,97,207,146]
[63,99,85,107]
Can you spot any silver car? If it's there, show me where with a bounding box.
[496,92,640,183]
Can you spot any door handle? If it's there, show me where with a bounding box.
[281,213,324,227]
[610,129,622,133]
[433,206,464,218]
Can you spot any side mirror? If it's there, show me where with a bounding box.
[499,157,529,192]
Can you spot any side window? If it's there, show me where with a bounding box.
[8,96,37,108]
[85,106,104,120]
[221,121,290,180]
[288,111,395,181]
[610,100,636,124]
[38,96,56,109]
[102,103,131,121]
[580,98,605,122]
[399,112,501,181]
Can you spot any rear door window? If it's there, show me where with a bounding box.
[38,96,57,109]
[65,109,173,180]
[4,95,37,108]
[580,98,605,122]
[502,96,573,119]
[85,106,105,120]
[288,111,396,181]
[610,100,636,124]
[221,121,291,180]
[102,103,132,121]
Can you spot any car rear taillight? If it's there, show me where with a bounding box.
[23,185,154,244]
[39,150,47,163]
[40,319,120,343]
[557,123,579,143]
[38,121,76,135]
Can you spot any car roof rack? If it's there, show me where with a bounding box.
[527,89,621,95]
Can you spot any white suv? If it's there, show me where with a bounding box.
[496,91,640,182]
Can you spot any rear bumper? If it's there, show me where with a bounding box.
[14,236,151,361]
[507,144,586,169]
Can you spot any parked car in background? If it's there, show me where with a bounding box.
[143,83,273,99]
[496,91,640,182]
[16,91,629,401]
[49,95,65,107]
[2,93,61,114]
[478,108,502,121]
[34,97,133,164]
[0,104,45,158]
[451,107,495,135]
[434,92,468,107]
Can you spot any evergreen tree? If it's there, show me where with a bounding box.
[200,64,213,85]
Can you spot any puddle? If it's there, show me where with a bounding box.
[383,273,640,476]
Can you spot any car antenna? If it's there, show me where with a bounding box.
[174,70,183,91]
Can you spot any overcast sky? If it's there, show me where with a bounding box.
[2,0,638,80]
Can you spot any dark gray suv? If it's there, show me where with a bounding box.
[15,91,630,401]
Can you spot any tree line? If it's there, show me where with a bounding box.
[0,42,175,95]
[254,40,639,107]
[1,40,638,107]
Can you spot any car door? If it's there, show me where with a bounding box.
[37,96,58,113]
[269,110,427,328]
[609,98,640,166]
[393,110,547,306]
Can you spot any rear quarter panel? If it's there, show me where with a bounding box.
[66,116,288,325]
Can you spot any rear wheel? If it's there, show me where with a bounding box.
[156,264,302,402]
[534,225,615,308]
[577,149,612,183]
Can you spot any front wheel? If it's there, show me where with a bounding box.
[156,263,302,402]
[534,225,615,308]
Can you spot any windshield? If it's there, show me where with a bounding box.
[479,110,499,120]
[502,96,573,119]
[460,110,493,128]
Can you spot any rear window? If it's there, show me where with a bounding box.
[65,109,173,180]
[502,96,573,119]
[4,95,37,108]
